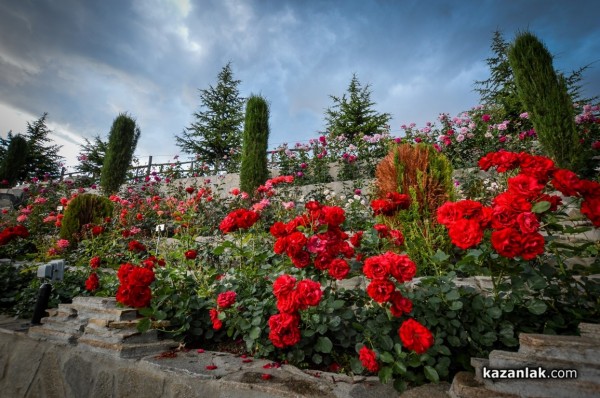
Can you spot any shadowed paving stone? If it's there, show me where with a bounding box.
[450,372,517,398]
[519,333,600,365]
[579,323,600,340]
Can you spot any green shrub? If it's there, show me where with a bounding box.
[508,31,582,172]
[59,194,113,243]
[240,95,270,195]
[0,135,28,187]
[100,113,141,195]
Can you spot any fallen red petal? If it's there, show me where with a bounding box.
[205,365,218,370]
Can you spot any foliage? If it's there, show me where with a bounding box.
[100,113,141,195]
[325,74,391,144]
[0,134,28,187]
[0,262,36,313]
[374,143,455,274]
[74,135,109,184]
[59,194,114,244]
[176,62,245,173]
[240,95,270,195]
[508,31,582,172]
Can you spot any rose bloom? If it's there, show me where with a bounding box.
[358,346,379,373]
[580,196,600,227]
[520,232,546,260]
[184,249,197,260]
[551,169,582,197]
[399,318,434,354]
[491,228,523,259]
[436,202,462,227]
[217,291,237,309]
[268,312,301,348]
[366,279,395,303]
[363,255,390,280]
[516,212,540,234]
[389,291,413,317]
[209,308,223,330]
[85,273,99,292]
[448,218,484,250]
[91,225,104,236]
[387,253,417,283]
[295,279,322,310]
[56,239,70,249]
[328,258,350,280]
[89,256,101,269]
[273,274,297,298]
[128,267,156,287]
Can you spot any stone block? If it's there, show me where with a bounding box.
[77,336,178,359]
[28,325,81,345]
[470,357,489,383]
[449,371,518,398]
[579,323,600,340]
[519,333,600,365]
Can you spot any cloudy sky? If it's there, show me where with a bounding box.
[1,0,599,170]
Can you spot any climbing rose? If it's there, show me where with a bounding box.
[85,273,99,291]
[268,312,301,348]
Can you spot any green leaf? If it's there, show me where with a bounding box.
[315,336,333,353]
[445,289,460,301]
[449,301,463,311]
[248,326,261,340]
[424,365,439,382]
[379,366,393,384]
[379,351,394,364]
[138,307,154,317]
[431,250,450,263]
[487,306,502,319]
[437,345,451,356]
[531,201,551,214]
[393,361,407,375]
[312,353,323,365]
[331,299,346,309]
[350,357,363,374]
[378,335,394,351]
[527,299,547,315]
[137,317,151,333]
[154,310,167,321]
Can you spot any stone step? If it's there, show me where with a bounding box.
[82,323,160,345]
[449,371,518,398]
[28,325,81,345]
[470,357,489,384]
[579,323,600,340]
[483,350,600,398]
[77,336,178,359]
[71,296,120,309]
[75,307,138,322]
[55,303,78,317]
[38,316,87,334]
[518,333,600,365]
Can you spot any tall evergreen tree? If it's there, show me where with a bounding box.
[100,113,141,195]
[21,113,64,180]
[176,62,245,173]
[240,95,270,195]
[324,74,391,142]
[75,135,108,180]
[0,134,28,186]
[508,31,580,171]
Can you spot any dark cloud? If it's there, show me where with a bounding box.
[1,0,599,167]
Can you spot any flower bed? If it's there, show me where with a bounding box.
[1,111,599,392]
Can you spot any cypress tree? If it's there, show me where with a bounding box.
[239,95,270,194]
[508,31,580,171]
[0,135,28,186]
[100,113,141,195]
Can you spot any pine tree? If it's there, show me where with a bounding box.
[176,62,245,173]
[325,74,391,142]
[21,113,64,180]
[508,31,580,171]
[100,113,141,195]
[239,95,270,195]
[0,134,28,186]
[75,135,108,180]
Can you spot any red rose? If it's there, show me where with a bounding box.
[350,231,363,248]
[373,224,390,238]
[508,174,545,200]
[581,196,600,227]
[520,232,545,260]
[128,267,155,287]
[519,154,555,183]
[320,206,345,227]
[217,291,237,309]
[370,199,395,216]
[389,291,413,317]
[285,231,307,258]
[551,169,581,197]
[89,256,101,269]
[448,218,484,249]
[276,292,299,313]
[128,240,146,253]
[85,273,99,291]
[386,192,411,210]
[209,308,223,330]
[185,186,195,194]
[273,274,296,298]
[388,229,404,246]
[184,249,197,260]
[358,346,379,372]
[290,251,311,268]
[399,318,434,354]
[328,258,350,280]
[516,212,540,234]
[295,279,322,309]
[117,263,136,284]
[387,253,417,283]
[91,225,104,236]
[268,313,300,348]
[436,202,462,227]
[125,285,152,308]
[363,255,390,280]
[491,228,523,258]
[366,279,395,303]
[270,222,287,238]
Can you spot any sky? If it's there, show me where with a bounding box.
[1,0,599,171]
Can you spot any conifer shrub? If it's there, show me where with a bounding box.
[508,31,582,172]
[240,95,270,194]
[59,194,113,243]
[0,135,28,187]
[100,113,141,195]
[375,143,455,274]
